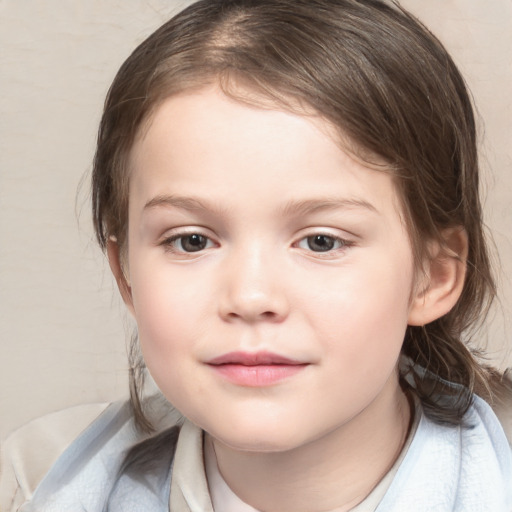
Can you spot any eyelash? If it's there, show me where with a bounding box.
[160,231,354,256]
[161,231,216,254]
[294,234,354,255]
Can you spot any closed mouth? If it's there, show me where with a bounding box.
[206,351,309,387]
[207,350,305,366]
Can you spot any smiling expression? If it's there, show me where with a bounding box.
[121,85,418,452]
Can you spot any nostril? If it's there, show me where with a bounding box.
[222,308,286,323]
[227,310,275,320]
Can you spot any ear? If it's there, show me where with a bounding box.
[408,227,468,326]
[107,238,135,316]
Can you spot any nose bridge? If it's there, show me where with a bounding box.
[219,238,288,322]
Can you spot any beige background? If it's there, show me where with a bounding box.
[1,0,511,440]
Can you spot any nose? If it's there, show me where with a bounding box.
[218,245,290,324]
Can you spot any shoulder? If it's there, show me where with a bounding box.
[488,368,512,447]
[377,392,512,511]
[0,403,109,510]
[0,395,182,512]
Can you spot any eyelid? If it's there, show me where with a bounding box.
[292,229,356,257]
[159,227,218,255]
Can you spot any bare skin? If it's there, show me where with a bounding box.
[210,374,411,511]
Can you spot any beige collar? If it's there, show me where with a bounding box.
[169,419,214,512]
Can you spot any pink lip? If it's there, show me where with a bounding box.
[208,351,303,366]
[207,351,308,387]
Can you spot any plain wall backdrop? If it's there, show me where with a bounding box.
[1,0,511,440]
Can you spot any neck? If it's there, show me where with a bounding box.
[210,377,411,512]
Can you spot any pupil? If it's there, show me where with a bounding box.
[308,235,334,252]
[182,234,206,252]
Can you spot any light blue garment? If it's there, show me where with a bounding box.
[376,395,512,511]
[21,395,512,512]
[19,399,181,512]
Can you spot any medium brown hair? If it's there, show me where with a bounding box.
[92,0,499,430]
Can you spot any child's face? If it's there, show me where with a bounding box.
[123,86,417,452]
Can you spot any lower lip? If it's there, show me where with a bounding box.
[209,364,307,387]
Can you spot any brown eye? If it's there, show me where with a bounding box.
[305,235,337,252]
[295,233,352,255]
[178,234,209,252]
[163,232,214,253]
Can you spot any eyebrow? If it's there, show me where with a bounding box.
[144,194,378,216]
[144,195,230,215]
[280,197,379,217]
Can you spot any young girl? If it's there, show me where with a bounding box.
[1,0,511,510]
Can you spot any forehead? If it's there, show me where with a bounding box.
[128,85,405,224]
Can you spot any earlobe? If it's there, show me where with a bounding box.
[408,228,468,326]
[106,237,135,315]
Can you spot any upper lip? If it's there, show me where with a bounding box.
[207,351,306,366]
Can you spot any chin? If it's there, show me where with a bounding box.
[206,421,306,453]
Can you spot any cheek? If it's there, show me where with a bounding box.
[309,251,414,364]
[305,262,413,414]
[131,278,207,411]
[128,261,203,366]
